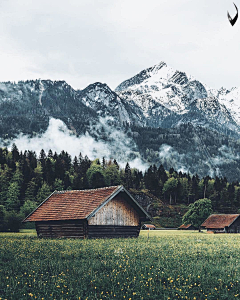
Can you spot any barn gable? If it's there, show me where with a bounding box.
[23,185,151,238]
[88,194,140,226]
[86,186,150,223]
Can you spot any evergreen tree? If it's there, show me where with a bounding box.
[48,149,53,158]
[5,182,21,211]
[158,164,168,184]
[124,162,132,189]
[27,151,37,170]
[34,163,43,188]
[53,178,64,191]
[0,205,6,231]
[20,200,37,218]
[86,162,106,188]
[105,163,121,186]
[11,143,20,162]
[162,177,178,205]
[113,159,119,170]
[78,152,83,164]
[132,169,142,190]
[45,158,55,186]
[24,179,37,203]
[64,173,72,190]
[36,182,52,204]
[0,165,11,206]
[144,164,159,195]
[192,175,200,201]
[39,149,46,165]
[73,156,79,172]
[55,157,65,180]
[5,168,23,211]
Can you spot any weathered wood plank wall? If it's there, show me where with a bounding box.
[88,194,139,226]
[35,220,86,238]
[229,217,240,233]
[88,225,140,238]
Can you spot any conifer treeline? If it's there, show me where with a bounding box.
[1,144,240,220]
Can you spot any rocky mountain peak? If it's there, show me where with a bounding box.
[115,61,169,92]
[170,71,189,85]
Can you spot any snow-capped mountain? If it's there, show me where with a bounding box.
[1,62,240,180]
[1,63,239,137]
[115,62,240,133]
[78,82,142,126]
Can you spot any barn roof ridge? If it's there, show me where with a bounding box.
[208,213,240,216]
[55,185,122,194]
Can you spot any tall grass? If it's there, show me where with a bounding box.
[0,230,240,299]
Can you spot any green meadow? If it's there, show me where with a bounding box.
[0,230,240,300]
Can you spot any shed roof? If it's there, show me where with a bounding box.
[23,185,151,222]
[201,214,240,229]
[178,224,192,229]
[143,224,156,229]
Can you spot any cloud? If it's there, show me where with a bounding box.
[157,143,227,177]
[158,144,189,173]
[218,145,239,160]
[89,116,149,170]
[211,145,240,167]
[0,0,239,90]
[2,117,148,171]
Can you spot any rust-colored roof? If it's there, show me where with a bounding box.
[143,224,156,228]
[24,186,121,222]
[179,224,192,229]
[201,214,240,229]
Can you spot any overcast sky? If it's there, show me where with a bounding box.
[0,0,239,91]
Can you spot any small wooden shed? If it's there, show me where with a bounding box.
[178,224,196,230]
[141,224,156,230]
[201,214,240,233]
[23,185,151,238]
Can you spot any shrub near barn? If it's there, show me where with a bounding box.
[182,198,212,231]
[0,205,23,232]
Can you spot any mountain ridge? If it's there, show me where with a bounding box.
[1,62,240,180]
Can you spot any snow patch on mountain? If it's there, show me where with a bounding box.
[217,87,240,126]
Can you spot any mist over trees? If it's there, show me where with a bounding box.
[1,144,240,231]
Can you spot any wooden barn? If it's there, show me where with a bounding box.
[178,224,196,230]
[23,185,151,238]
[141,224,156,230]
[201,214,240,233]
